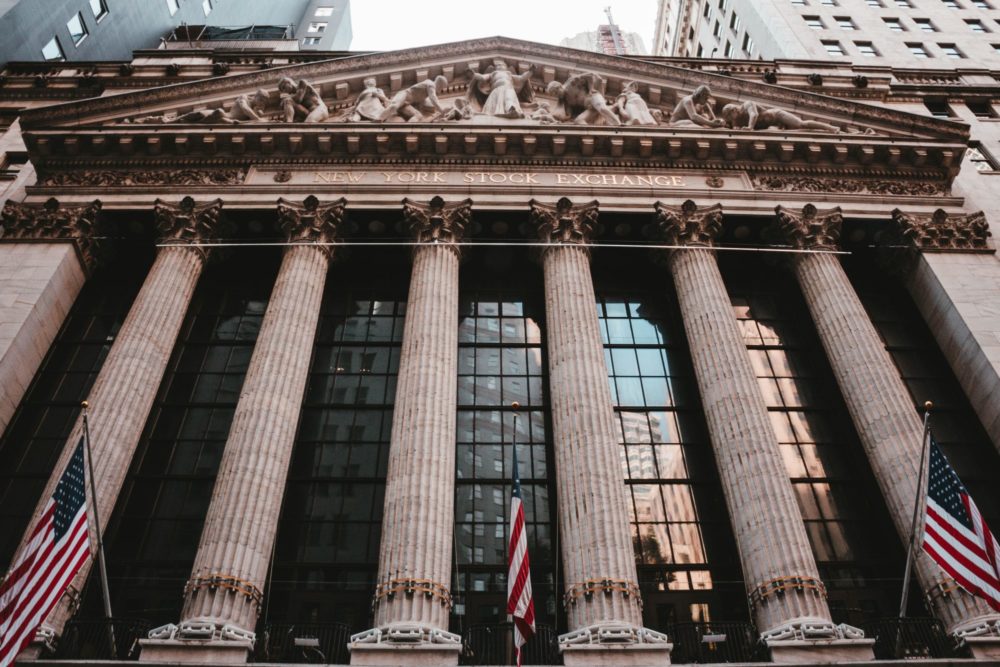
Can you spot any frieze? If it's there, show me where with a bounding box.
[38,169,247,187]
[751,175,948,196]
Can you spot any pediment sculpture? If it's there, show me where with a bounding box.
[466,59,534,119]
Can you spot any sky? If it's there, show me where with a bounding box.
[348,0,658,53]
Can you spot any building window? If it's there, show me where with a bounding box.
[939,42,965,57]
[308,21,328,33]
[867,0,884,7]
[942,0,962,8]
[202,0,213,15]
[712,20,721,37]
[791,0,808,6]
[966,19,989,31]
[89,0,109,21]
[66,12,88,45]
[972,0,993,7]
[908,42,932,56]
[966,100,997,117]
[820,0,838,6]
[302,36,322,45]
[894,0,913,7]
[697,43,705,56]
[995,43,1000,53]
[41,36,65,61]
[805,15,825,28]
[743,32,755,53]
[718,0,727,10]
[914,18,937,30]
[968,146,999,171]
[315,6,335,16]
[166,0,180,16]
[730,12,741,31]
[704,1,712,17]
[836,16,857,29]
[724,40,734,56]
[924,98,953,117]
[883,17,905,30]
[856,40,880,55]
[823,40,846,55]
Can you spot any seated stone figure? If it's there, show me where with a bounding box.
[348,77,391,121]
[127,90,269,124]
[721,100,841,133]
[379,75,448,122]
[546,72,620,125]
[278,77,329,123]
[614,80,659,126]
[669,85,725,128]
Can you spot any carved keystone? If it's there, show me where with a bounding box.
[891,208,992,251]
[653,199,723,247]
[773,204,843,250]
[0,197,103,272]
[402,196,472,250]
[530,197,599,248]
[276,196,346,258]
[153,196,223,261]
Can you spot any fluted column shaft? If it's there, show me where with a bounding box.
[374,243,459,631]
[668,247,833,633]
[21,243,207,636]
[793,251,998,632]
[180,242,332,634]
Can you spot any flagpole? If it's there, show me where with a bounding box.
[896,400,933,653]
[509,401,519,667]
[81,401,116,657]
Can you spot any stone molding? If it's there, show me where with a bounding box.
[0,197,103,271]
[530,197,599,249]
[653,199,723,247]
[401,196,472,253]
[153,196,223,261]
[38,168,247,187]
[891,208,992,252]
[752,174,949,197]
[276,195,345,258]
[773,204,843,251]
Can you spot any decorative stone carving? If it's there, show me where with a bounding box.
[348,77,390,121]
[430,97,473,122]
[0,197,103,270]
[751,175,948,197]
[380,75,447,121]
[653,199,723,246]
[153,196,223,259]
[613,80,659,126]
[773,204,843,250]
[276,195,345,257]
[528,101,558,124]
[721,100,842,133]
[402,196,472,249]
[38,169,246,187]
[530,197,599,246]
[125,90,269,125]
[891,208,992,251]
[466,59,534,119]
[278,76,329,123]
[669,85,724,128]
[546,72,620,125]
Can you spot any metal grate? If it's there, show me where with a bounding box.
[862,617,955,660]
[253,622,352,664]
[668,621,766,663]
[52,618,150,660]
[460,623,561,665]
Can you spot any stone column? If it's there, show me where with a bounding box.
[654,200,871,663]
[0,198,100,437]
[349,197,469,667]
[12,197,221,650]
[774,205,1000,654]
[140,197,345,663]
[531,198,671,666]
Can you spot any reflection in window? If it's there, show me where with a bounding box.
[66,13,88,45]
[41,37,65,61]
[89,0,109,21]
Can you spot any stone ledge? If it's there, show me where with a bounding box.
[963,636,1000,660]
[137,638,252,664]
[348,642,460,666]
[767,637,876,664]
[561,642,674,666]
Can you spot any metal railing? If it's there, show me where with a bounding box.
[668,621,766,663]
[253,622,351,664]
[52,618,150,660]
[861,617,955,660]
[460,623,561,665]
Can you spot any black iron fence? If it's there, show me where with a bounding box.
[253,621,352,664]
[52,618,151,660]
[460,623,560,666]
[862,617,956,660]
[669,621,765,663]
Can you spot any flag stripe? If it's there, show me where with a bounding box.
[507,446,534,667]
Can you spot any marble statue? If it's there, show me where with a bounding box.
[546,72,620,126]
[126,90,269,124]
[379,75,448,121]
[614,80,658,126]
[669,85,725,128]
[721,100,842,133]
[529,101,559,125]
[348,77,390,121]
[431,97,473,122]
[466,59,534,119]
[278,77,329,123]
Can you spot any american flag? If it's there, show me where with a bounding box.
[507,445,535,667]
[0,437,91,667]
[922,436,1000,612]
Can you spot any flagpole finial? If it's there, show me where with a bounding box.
[924,401,933,411]
[81,400,89,409]
[511,401,520,410]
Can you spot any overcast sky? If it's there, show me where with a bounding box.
[349,0,658,53]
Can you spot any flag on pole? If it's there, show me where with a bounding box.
[507,445,535,667]
[0,438,91,667]
[922,436,1000,612]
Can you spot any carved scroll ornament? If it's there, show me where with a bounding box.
[773,204,843,250]
[276,195,346,257]
[891,209,992,251]
[0,197,103,270]
[653,200,723,247]
[402,196,472,250]
[530,197,599,246]
[153,196,223,260]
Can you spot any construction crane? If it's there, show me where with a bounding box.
[602,6,627,55]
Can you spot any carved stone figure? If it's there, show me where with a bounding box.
[466,59,534,119]
[126,90,269,125]
[614,81,658,126]
[669,85,724,128]
[529,101,558,125]
[546,72,620,126]
[380,75,447,122]
[431,97,473,122]
[348,77,390,121]
[278,77,329,123]
[721,100,841,133]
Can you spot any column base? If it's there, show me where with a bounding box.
[766,638,875,664]
[963,636,1000,660]
[562,643,673,666]
[138,638,251,664]
[349,642,461,666]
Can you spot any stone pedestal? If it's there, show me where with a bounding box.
[352,197,470,663]
[138,638,251,664]
[767,638,876,663]
[964,636,1000,660]
[562,643,674,666]
[161,198,343,653]
[654,201,848,651]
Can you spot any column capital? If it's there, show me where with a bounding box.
[277,195,346,258]
[773,204,843,250]
[402,196,471,251]
[891,208,992,252]
[530,197,599,248]
[0,197,103,272]
[653,200,722,247]
[153,196,223,261]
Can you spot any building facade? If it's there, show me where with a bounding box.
[1,36,1000,666]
